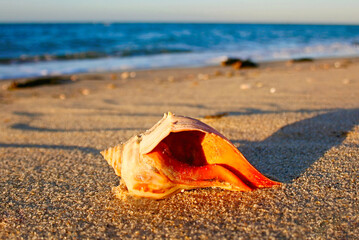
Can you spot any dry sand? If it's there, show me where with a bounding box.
[0,58,358,239]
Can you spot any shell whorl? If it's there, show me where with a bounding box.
[101,145,123,176]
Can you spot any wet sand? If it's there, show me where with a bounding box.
[1,57,358,239]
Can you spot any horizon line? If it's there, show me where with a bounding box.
[0,20,359,26]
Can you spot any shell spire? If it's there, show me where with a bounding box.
[101,145,123,177]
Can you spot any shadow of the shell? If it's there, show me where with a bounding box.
[10,123,146,133]
[12,111,45,117]
[202,107,335,118]
[0,143,99,154]
[232,108,359,183]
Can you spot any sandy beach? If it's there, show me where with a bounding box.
[0,57,358,239]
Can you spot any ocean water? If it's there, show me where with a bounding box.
[0,23,359,79]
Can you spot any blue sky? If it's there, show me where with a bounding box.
[1,0,359,24]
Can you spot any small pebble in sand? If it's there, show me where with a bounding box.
[249,71,260,78]
[197,73,209,80]
[130,72,136,78]
[226,71,234,78]
[322,63,330,70]
[342,79,350,84]
[214,70,223,76]
[70,75,79,81]
[81,89,90,95]
[59,94,66,100]
[107,83,116,89]
[168,76,175,82]
[306,78,314,83]
[255,82,263,88]
[192,81,199,86]
[270,88,276,93]
[121,72,130,80]
[186,74,195,80]
[110,74,117,80]
[240,83,251,90]
[334,62,342,68]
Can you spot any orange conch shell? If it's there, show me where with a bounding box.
[101,112,279,199]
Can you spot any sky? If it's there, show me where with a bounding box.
[0,0,359,24]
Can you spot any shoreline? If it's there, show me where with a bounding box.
[2,55,359,82]
[1,53,359,81]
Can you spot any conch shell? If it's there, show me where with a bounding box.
[101,112,279,199]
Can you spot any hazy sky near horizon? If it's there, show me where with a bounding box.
[1,0,359,24]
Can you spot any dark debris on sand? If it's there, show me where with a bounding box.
[7,76,73,90]
[221,58,259,69]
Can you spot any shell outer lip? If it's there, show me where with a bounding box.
[140,112,229,155]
